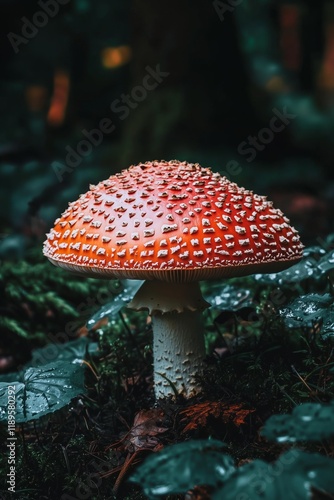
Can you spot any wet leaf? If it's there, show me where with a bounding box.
[254,246,334,286]
[213,450,334,499]
[254,256,321,286]
[28,337,98,367]
[87,279,143,329]
[303,246,327,259]
[0,359,85,422]
[130,439,234,498]
[318,249,334,275]
[180,401,255,433]
[203,282,254,311]
[279,293,334,336]
[261,401,334,442]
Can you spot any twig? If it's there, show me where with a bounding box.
[274,382,297,406]
[291,365,321,401]
[112,451,140,495]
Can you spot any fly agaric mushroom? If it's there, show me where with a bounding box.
[43,160,303,399]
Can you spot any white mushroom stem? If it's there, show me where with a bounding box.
[152,310,206,399]
[128,281,210,399]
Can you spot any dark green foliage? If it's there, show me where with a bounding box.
[279,293,334,337]
[254,240,334,288]
[96,309,152,403]
[87,279,143,329]
[254,250,323,285]
[27,336,98,367]
[214,450,334,500]
[131,444,334,499]
[0,338,90,422]
[203,282,254,311]
[130,440,235,499]
[261,401,334,442]
[0,249,122,364]
[0,361,84,423]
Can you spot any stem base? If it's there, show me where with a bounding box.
[153,309,205,399]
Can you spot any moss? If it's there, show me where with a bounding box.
[0,249,122,366]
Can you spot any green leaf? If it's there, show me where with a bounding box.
[28,337,98,367]
[203,282,254,311]
[87,279,143,329]
[318,249,334,275]
[0,338,92,422]
[0,359,85,423]
[0,316,34,339]
[213,450,334,499]
[279,293,334,336]
[130,439,234,498]
[254,255,321,286]
[254,245,334,287]
[261,401,334,442]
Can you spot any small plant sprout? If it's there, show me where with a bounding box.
[43,160,304,399]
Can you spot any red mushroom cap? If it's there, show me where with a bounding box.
[43,160,304,282]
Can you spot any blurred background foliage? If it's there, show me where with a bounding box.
[1,0,334,255]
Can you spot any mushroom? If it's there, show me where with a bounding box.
[43,160,303,399]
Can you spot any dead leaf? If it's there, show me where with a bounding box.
[124,409,168,452]
[180,401,255,433]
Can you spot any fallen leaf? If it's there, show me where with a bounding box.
[124,409,168,452]
[180,401,255,433]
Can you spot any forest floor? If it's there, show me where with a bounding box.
[0,242,334,499]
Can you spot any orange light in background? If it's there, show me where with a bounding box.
[318,4,334,91]
[101,45,132,69]
[265,75,290,93]
[47,70,70,127]
[25,86,48,112]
